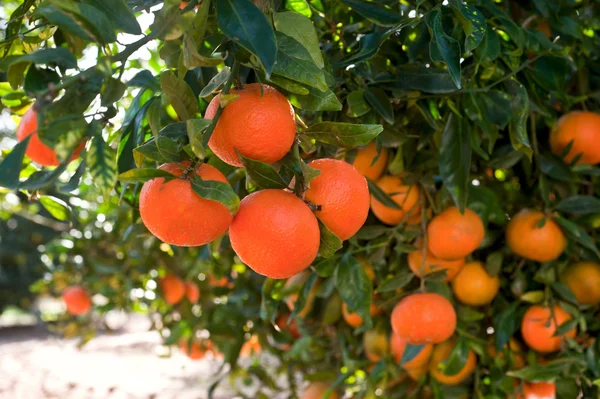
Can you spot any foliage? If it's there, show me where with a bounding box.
[1,0,600,397]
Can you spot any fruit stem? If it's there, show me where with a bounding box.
[303,200,322,212]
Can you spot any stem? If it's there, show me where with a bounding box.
[201,59,241,147]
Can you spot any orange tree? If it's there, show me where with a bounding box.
[1,0,600,397]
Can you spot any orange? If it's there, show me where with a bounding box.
[342,301,381,328]
[179,339,214,360]
[62,285,92,316]
[390,333,433,371]
[276,313,301,339]
[205,83,296,167]
[363,329,389,362]
[300,382,339,399]
[159,275,185,305]
[521,305,576,353]
[429,338,477,385]
[304,158,370,240]
[184,282,200,303]
[229,189,320,279]
[208,275,231,288]
[370,175,421,225]
[391,293,456,344]
[485,338,526,370]
[452,261,500,306]
[139,161,232,246]
[515,381,556,399]
[550,111,600,165]
[408,239,465,282]
[284,270,319,318]
[562,261,600,305]
[360,258,376,281]
[16,107,84,167]
[506,210,566,262]
[427,207,485,260]
[352,142,389,181]
[240,335,262,357]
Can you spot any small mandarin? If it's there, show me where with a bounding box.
[521,305,576,353]
[506,210,566,262]
[62,285,92,316]
[562,261,600,305]
[370,175,421,225]
[452,261,500,306]
[550,111,600,165]
[429,338,477,385]
[427,207,485,260]
[352,142,389,181]
[391,293,456,344]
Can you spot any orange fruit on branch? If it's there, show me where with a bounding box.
[452,261,500,306]
[429,338,477,386]
[352,142,389,181]
[408,240,465,282]
[303,158,370,240]
[62,285,92,316]
[562,261,600,305]
[229,189,320,279]
[184,281,200,303]
[300,381,339,399]
[205,83,296,166]
[550,111,600,165]
[521,304,576,353]
[427,207,485,260]
[515,381,556,399]
[391,292,456,344]
[139,161,233,246]
[342,301,381,328]
[506,210,566,262]
[370,175,421,226]
[159,275,185,305]
[16,107,85,167]
[179,339,215,360]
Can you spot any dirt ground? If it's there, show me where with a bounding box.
[0,317,259,399]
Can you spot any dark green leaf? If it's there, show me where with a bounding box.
[439,115,471,211]
[238,152,289,189]
[335,253,373,329]
[438,337,470,376]
[260,278,278,322]
[160,71,199,121]
[117,168,175,183]
[302,122,383,148]
[475,25,500,62]
[366,177,401,210]
[338,27,396,66]
[186,119,210,159]
[507,80,532,159]
[540,153,572,182]
[291,87,342,111]
[0,48,77,72]
[401,344,425,366]
[534,56,572,91]
[318,220,343,258]
[485,252,503,277]
[508,358,586,381]
[86,135,117,194]
[376,66,458,94]
[101,78,127,107]
[556,196,600,215]
[551,282,578,305]
[216,0,277,76]
[341,0,402,26]
[81,0,141,34]
[376,271,413,293]
[346,90,371,117]
[364,87,394,125]
[0,136,31,189]
[274,12,324,68]
[273,32,328,92]
[425,10,462,89]
[191,174,240,215]
[19,155,71,190]
[494,301,520,351]
[34,4,95,42]
[24,66,61,94]
[58,160,87,193]
[269,75,310,95]
[127,70,161,92]
[449,0,486,53]
[556,216,600,257]
[39,196,72,221]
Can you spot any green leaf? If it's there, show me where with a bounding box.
[540,153,573,182]
[0,48,77,72]
[274,12,324,68]
[127,70,161,92]
[493,301,521,351]
[2,0,36,58]
[191,174,240,215]
[555,319,578,337]
[556,216,600,257]
[475,25,501,63]
[376,271,414,293]
[449,0,486,53]
[438,337,470,376]
[335,253,373,329]
[285,0,312,17]
[290,273,319,319]
[485,252,503,277]
[20,155,71,190]
[39,196,72,221]
[24,66,60,94]
[58,160,87,193]
[373,65,459,94]
[183,34,224,68]
[199,66,231,98]
[302,122,383,148]
[508,358,586,381]
[556,196,600,215]
[81,0,141,34]
[366,177,401,210]
[291,87,342,111]
[426,10,462,89]
[269,75,310,95]
[534,56,572,91]
[273,32,328,92]
[160,71,199,121]
[507,81,532,159]
[86,135,117,194]
[339,27,396,66]
[216,0,277,76]
[186,119,211,158]
[346,90,371,117]
[364,87,394,125]
[341,0,402,26]
[101,78,127,107]
[401,344,425,366]
[551,282,578,305]
[318,220,343,258]
[117,168,175,183]
[34,4,95,42]
[0,136,31,189]
[260,278,278,322]
[439,115,471,212]
[237,152,289,190]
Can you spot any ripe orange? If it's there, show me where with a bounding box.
[515,381,556,399]
[240,335,262,357]
[550,111,600,165]
[562,261,600,305]
[303,158,370,240]
[452,261,500,306]
[342,301,381,328]
[521,305,577,353]
[363,329,389,362]
[352,142,389,181]
[300,382,339,399]
[62,285,92,316]
[276,313,301,339]
[391,293,456,344]
[506,210,566,262]
[139,161,232,246]
[179,339,214,360]
[390,333,433,370]
[427,207,485,260]
[208,275,231,288]
[284,270,319,318]
[485,338,526,370]
[184,282,200,303]
[160,275,185,305]
[407,240,465,282]
[229,189,320,279]
[16,107,84,167]
[370,175,421,225]
[429,338,477,385]
[205,83,296,167]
